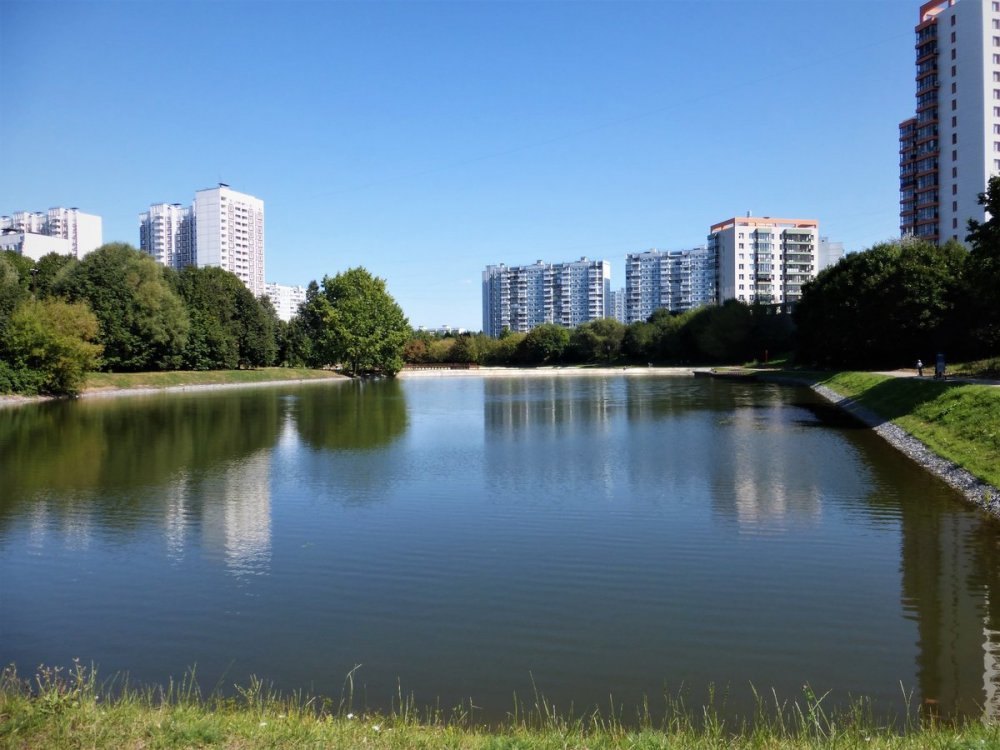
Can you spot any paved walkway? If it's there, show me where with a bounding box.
[873,368,1000,386]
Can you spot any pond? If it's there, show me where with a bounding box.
[1,375,998,723]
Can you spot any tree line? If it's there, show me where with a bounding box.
[0,243,410,395]
[406,178,1000,370]
[4,178,1000,395]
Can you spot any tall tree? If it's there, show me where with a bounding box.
[55,243,189,371]
[300,268,410,376]
[569,318,626,363]
[794,239,966,368]
[965,175,1000,355]
[2,298,102,395]
[172,266,277,369]
[516,323,569,365]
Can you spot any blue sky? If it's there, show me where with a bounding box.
[1,0,917,330]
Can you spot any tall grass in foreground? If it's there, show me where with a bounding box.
[2,663,998,749]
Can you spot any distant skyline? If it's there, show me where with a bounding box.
[2,0,918,330]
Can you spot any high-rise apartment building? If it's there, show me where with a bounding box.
[194,185,265,297]
[608,289,627,324]
[264,282,307,322]
[139,203,195,270]
[482,257,611,337]
[139,184,265,297]
[0,207,102,258]
[624,247,716,323]
[900,0,1000,243]
[709,216,818,306]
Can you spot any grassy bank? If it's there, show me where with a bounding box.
[791,371,1000,489]
[84,367,344,392]
[1,665,997,750]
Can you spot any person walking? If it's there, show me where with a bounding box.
[917,358,924,377]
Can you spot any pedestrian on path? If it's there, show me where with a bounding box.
[917,358,924,377]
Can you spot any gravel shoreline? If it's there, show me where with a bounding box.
[809,381,1000,520]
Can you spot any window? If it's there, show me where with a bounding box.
[952,14,957,25]
[995,18,1000,28]
[953,98,958,109]
[951,31,956,43]
[953,149,958,161]
[952,48,957,59]
[953,184,958,194]
[953,115,958,126]
[953,167,959,177]
[952,65,957,76]
[952,133,957,144]
[995,54,1000,64]
[953,201,958,211]
[953,218,959,229]
[952,82,958,93]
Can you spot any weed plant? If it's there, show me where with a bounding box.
[2,662,999,749]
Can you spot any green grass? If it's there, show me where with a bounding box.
[2,664,998,750]
[782,371,1000,489]
[84,367,344,392]
[951,357,1000,380]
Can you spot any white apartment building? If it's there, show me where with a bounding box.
[139,203,195,269]
[0,232,72,260]
[607,289,626,324]
[709,216,819,306]
[264,282,307,322]
[900,0,1000,243]
[139,184,265,297]
[624,246,716,323]
[817,237,846,272]
[482,257,611,337]
[195,185,265,297]
[0,207,102,258]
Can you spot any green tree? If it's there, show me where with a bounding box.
[794,239,966,368]
[0,253,30,341]
[569,318,626,363]
[516,323,569,365]
[55,243,189,371]
[172,266,277,369]
[965,176,1000,355]
[2,298,102,395]
[31,252,78,298]
[300,267,410,376]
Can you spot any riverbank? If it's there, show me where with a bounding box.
[0,368,346,408]
[761,370,1000,519]
[2,666,996,750]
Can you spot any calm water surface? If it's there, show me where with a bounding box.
[2,376,999,722]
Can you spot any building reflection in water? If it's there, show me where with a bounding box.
[900,501,1000,720]
[483,377,618,499]
[705,392,823,530]
[199,450,272,576]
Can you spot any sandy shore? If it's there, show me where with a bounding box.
[0,376,347,409]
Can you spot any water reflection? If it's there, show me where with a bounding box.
[294,379,408,452]
[899,495,1000,719]
[1,377,999,724]
[199,451,272,576]
[483,377,616,432]
[0,389,283,532]
[706,389,824,530]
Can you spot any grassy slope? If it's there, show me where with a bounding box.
[811,372,1000,489]
[1,666,997,750]
[84,367,344,391]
